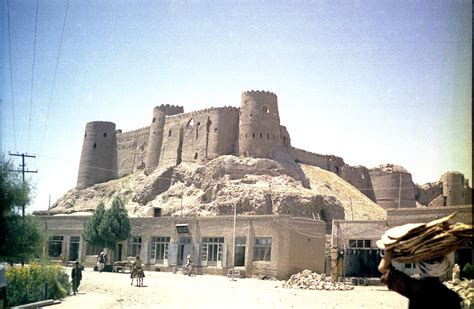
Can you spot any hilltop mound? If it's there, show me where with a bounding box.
[44,156,386,225]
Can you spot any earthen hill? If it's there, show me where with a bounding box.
[48,90,471,223]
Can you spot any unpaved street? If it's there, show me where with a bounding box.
[54,268,408,309]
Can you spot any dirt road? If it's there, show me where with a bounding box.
[54,268,408,309]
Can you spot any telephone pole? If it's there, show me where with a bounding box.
[8,152,38,217]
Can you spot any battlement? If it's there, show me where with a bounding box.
[154,104,184,116]
[164,106,239,124]
[242,90,277,98]
[116,126,150,140]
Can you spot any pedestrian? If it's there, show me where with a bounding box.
[452,263,461,281]
[185,254,193,276]
[97,252,106,273]
[71,262,82,296]
[378,249,462,309]
[0,264,8,309]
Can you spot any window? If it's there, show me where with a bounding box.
[103,132,107,137]
[150,236,170,264]
[202,237,224,266]
[262,106,270,113]
[48,236,64,258]
[253,237,272,261]
[260,133,262,139]
[348,239,371,248]
[168,129,172,137]
[127,237,142,257]
[194,153,198,160]
[93,143,96,148]
[152,117,156,123]
[252,133,255,139]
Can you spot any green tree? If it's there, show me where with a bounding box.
[0,158,44,262]
[99,197,131,249]
[82,201,106,246]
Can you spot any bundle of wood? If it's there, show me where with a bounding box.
[376,213,473,263]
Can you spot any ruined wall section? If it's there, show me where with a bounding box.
[369,164,416,209]
[145,105,184,175]
[415,182,443,206]
[339,165,376,201]
[280,126,291,148]
[116,126,150,177]
[159,107,239,168]
[77,121,118,189]
[238,91,282,158]
[289,147,345,175]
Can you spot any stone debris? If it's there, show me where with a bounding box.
[282,270,354,291]
[444,279,474,309]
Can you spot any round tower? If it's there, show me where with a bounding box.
[145,104,184,175]
[238,90,282,158]
[76,121,118,190]
[369,164,416,209]
[440,172,465,206]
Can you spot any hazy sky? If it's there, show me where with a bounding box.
[1,0,471,213]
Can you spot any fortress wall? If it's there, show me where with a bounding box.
[77,121,118,189]
[116,126,150,177]
[207,107,239,158]
[280,126,291,148]
[340,165,376,201]
[160,119,183,168]
[369,168,416,209]
[387,205,472,226]
[415,182,442,206]
[289,147,345,174]
[239,91,282,158]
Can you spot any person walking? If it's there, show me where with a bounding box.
[71,262,82,296]
[97,252,106,273]
[185,254,193,276]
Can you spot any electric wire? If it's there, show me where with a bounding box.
[27,0,39,152]
[6,0,17,151]
[39,0,69,155]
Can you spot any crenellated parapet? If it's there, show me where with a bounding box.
[155,104,184,116]
[116,126,150,141]
[242,90,277,98]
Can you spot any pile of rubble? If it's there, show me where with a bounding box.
[444,279,474,309]
[283,270,354,291]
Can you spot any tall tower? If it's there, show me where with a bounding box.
[76,121,117,189]
[440,172,465,206]
[144,104,184,175]
[238,90,282,158]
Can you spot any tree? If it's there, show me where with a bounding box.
[0,158,44,262]
[82,202,106,246]
[99,197,131,249]
[82,197,131,253]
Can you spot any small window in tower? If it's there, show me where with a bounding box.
[260,133,262,139]
[250,114,253,118]
[103,133,107,138]
[252,133,255,139]
[186,119,195,129]
[152,117,156,123]
[245,133,247,138]
[262,106,270,113]
[84,132,87,138]
[214,128,217,132]
[194,153,198,160]
[168,129,172,137]
[93,143,96,149]
[267,133,270,139]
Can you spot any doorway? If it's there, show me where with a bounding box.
[234,237,246,267]
[116,244,123,261]
[177,236,192,266]
[69,236,80,261]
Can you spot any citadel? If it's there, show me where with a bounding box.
[76,90,470,209]
[37,90,472,280]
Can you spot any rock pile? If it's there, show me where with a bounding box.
[444,279,474,309]
[283,270,354,291]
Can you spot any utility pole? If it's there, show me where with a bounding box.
[349,197,354,221]
[8,152,38,217]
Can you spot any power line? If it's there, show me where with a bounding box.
[6,0,17,151]
[8,152,38,218]
[40,0,69,154]
[27,0,39,152]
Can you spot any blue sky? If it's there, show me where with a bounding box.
[1,0,471,212]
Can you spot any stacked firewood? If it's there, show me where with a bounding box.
[377,212,473,263]
[445,279,474,309]
[283,270,354,291]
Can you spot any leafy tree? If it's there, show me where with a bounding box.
[82,197,131,253]
[2,215,45,264]
[82,201,106,246]
[99,197,131,249]
[0,158,42,261]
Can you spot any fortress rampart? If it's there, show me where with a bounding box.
[75,91,471,210]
